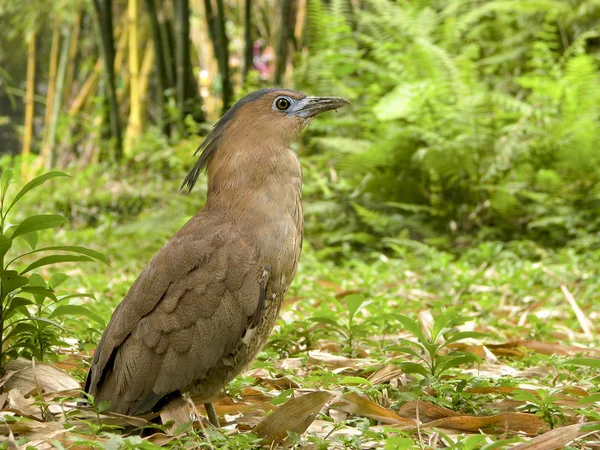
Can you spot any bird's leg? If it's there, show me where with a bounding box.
[204,402,220,427]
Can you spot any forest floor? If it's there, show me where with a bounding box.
[1,171,599,449]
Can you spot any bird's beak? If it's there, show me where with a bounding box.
[292,96,351,118]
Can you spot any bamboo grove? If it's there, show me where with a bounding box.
[0,0,301,167]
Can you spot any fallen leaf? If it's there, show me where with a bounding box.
[331,392,415,427]
[2,358,80,394]
[486,340,597,357]
[511,422,599,449]
[397,400,461,422]
[308,351,364,369]
[6,388,42,420]
[367,364,404,385]
[424,412,548,435]
[254,391,333,444]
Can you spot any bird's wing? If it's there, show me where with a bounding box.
[84,212,268,415]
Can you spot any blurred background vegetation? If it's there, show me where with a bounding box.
[0,0,599,257]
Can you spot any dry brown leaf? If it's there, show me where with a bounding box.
[561,285,594,340]
[0,392,8,409]
[254,391,333,444]
[424,412,548,435]
[418,310,436,342]
[308,351,364,369]
[336,288,364,299]
[6,388,42,420]
[367,364,404,385]
[2,358,80,394]
[331,392,415,428]
[511,422,599,450]
[467,386,589,407]
[254,375,300,390]
[397,400,461,422]
[486,340,597,357]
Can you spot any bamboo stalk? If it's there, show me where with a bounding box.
[126,42,154,140]
[92,0,123,160]
[69,14,127,116]
[175,0,190,131]
[22,31,36,177]
[144,0,169,134]
[215,0,231,111]
[69,60,103,116]
[127,0,141,151]
[41,16,61,161]
[294,0,306,50]
[64,11,82,105]
[43,27,72,168]
[242,0,253,86]
[274,0,292,85]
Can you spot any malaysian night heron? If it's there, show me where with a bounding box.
[84,88,350,425]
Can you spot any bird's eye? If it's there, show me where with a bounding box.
[275,97,291,111]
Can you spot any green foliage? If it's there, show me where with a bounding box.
[0,170,106,370]
[310,293,372,356]
[298,0,600,252]
[514,388,567,429]
[393,309,487,378]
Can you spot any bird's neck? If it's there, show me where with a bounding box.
[205,144,303,222]
[205,145,303,279]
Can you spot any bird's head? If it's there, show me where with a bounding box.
[182,88,350,192]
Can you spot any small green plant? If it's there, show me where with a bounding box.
[393,310,487,379]
[310,293,372,357]
[0,169,107,375]
[514,388,567,429]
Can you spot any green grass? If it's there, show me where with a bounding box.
[2,163,598,449]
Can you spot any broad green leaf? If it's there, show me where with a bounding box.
[20,231,38,250]
[6,171,70,214]
[4,317,65,336]
[345,294,367,321]
[1,270,29,298]
[384,437,415,450]
[1,169,13,196]
[97,400,111,413]
[436,354,479,374]
[270,389,294,405]
[57,293,96,302]
[4,296,34,320]
[398,362,429,377]
[20,286,57,302]
[578,393,600,405]
[390,345,423,360]
[11,215,68,239]
[394,314,426,343]
[513,390,540,405]
[20,254,94,275]
[49,273,69,289]
[309,316,345,330]
[28,273,47,287]
[339,376,372,386]
[49,304,106,326]
[565,358,600,369]
[15,245,109,265]
[0,233,11,261]
[28,273,48,304]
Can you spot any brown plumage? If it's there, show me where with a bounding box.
[84,88,350,419]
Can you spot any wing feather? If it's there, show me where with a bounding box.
[84,211,267,415]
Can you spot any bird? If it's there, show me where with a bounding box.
[83,88,350,425]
